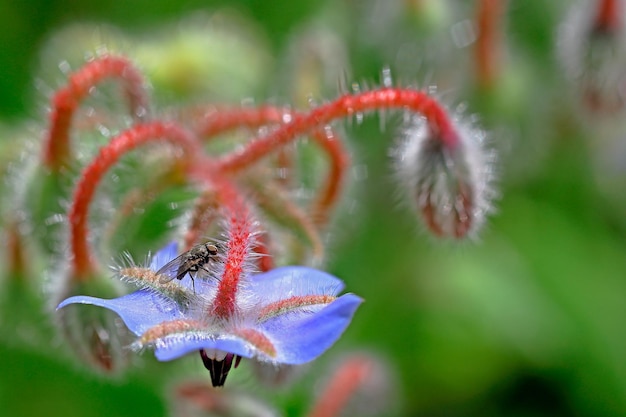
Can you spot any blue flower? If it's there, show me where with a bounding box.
[57,242,362,386]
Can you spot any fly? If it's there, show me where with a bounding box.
[157,243,220,290]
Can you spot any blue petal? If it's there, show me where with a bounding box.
[259,293,363,364]
[153,334,258,361]
[247,266,345,305]
[57,290,186,336]
[150,241,179,270]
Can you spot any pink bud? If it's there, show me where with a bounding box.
[558,0,626,113]
[393,112,496,239]
[308,352,395,417]
[174,380,277,416]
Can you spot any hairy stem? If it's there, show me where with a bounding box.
[43,55,148,171]
[476,0,505,90]
[193,105,349,226]
[69,122,201,279]
[215,88,459,173]
[191,165,255,319]
[248,175,324,262]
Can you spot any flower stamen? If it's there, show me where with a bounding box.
[258,295,337,322]
[232,327,277,358]
[138,318,204,346]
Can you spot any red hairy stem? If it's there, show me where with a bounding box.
[43,55,149,171]
[191,164,255,319]
[594,0,621,33]
[69,122,202,280]
[476,0,504,90]
[193,105,350,225]
[215,88,459,173]
[307,355,375,417]
[310,125,349,226]
[192,105,292,140]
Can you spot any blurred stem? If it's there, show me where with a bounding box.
[183,188,220,251]
[42,55,148,171]
[103,159,187,252]
[475,0,505,91]
[214,88,460,172]
[247,173,325,263]
[253,232,274,272]
[6,220,27,279]
[68,122,202,280]
[192,105,349,227]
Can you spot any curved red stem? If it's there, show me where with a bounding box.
[43,55,148,171]
[190,165,255,319]
[310,125,349,226]
[214,88,458,173]
[69,122,201,279]
[193,105,350,226]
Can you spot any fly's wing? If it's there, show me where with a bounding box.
[156,253,188,284]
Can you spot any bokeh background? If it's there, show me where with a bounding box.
[2,0,626,416]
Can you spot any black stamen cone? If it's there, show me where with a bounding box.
[199,349,241,387]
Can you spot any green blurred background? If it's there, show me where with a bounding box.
[2,0,626,416]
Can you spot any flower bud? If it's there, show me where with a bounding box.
[558,0,626,113]
[308,352,396,417]
[173,380,278,417]
[393,112,496,239]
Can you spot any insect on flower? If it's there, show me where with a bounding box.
[157,242,221,288]
[58,242,363,387]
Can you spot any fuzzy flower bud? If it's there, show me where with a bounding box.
[393,111,496,239]
[174,380,278,417]
[308,353,395,417]
[558,0,626,113]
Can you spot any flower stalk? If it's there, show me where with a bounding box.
[43,55,149,171]
[192,105,350,227]
[475,0,505,90]
[69,122,202,279]
[215,88,460,173]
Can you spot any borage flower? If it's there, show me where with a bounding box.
[58,242,362,387]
